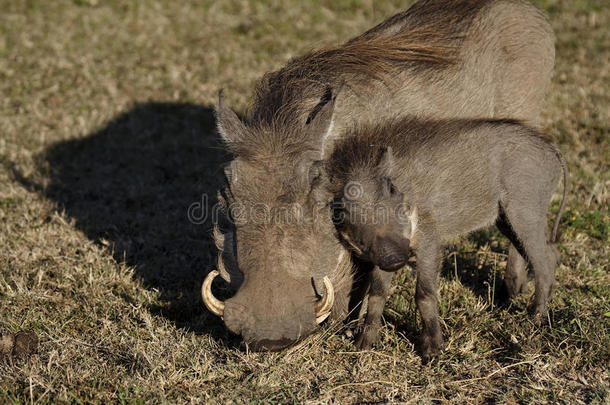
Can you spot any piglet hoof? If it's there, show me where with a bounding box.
[532,310,551,327]
[355,327,380,351]
[421,352,438,365]
[419,336,444,364]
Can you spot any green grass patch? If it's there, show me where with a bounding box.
[563,209,609,240]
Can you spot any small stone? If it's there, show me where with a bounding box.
[12,330,39,358]
[0,330,38,359]
[0,334,15,356]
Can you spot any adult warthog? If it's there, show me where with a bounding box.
[202,0,554,352]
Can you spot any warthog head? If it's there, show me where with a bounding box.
[328,146,414,272]
[201,91,353,351]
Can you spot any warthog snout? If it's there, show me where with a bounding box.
[222,300,315,351]
[202,271,335,351]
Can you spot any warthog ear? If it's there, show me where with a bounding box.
[216,90,248,146]
[305,87,338,160]
[224,159,238,185]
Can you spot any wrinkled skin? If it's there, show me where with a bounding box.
[221,181,342,350]
[210,0,555,352]
[215,98,354,350]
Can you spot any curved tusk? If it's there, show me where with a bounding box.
[314,276,335,324]
[316,311,331,324]
[201,270,225,317]
[217,253,231,284]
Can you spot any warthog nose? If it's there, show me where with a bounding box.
[379,255,407,271]
[376,237,409,271]
[223,299,317,352]
[244,337,297,352]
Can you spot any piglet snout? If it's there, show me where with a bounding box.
[374,237,410,271]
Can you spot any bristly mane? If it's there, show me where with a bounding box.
[235,0,496,159]
[325,116,554,192]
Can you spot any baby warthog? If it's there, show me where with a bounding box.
[326,117,568,361]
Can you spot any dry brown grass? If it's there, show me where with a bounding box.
[1,0,608,403]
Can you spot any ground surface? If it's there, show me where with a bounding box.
[0,0,608,403]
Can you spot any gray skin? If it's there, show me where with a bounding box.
[325,117,568,362]
[213,0,555,351]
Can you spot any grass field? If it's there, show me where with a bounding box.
[1,0,608,403]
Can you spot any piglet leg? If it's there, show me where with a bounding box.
[415,234,444,363]
[355,266,394,350]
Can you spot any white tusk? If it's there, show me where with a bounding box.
[217,253,232,284]
[201,270,225,317]
[316,311,332,324]
[315,276,335,324]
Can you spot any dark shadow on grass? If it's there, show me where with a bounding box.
[40,102,238,345]
[441,229,512,306]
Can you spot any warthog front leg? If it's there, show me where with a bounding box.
[355,266,394,350]
[415,234,444,363]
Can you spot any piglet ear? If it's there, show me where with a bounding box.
[216,90,248,146]
[377,146,394,176]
